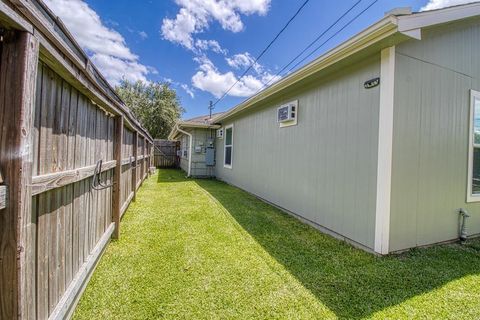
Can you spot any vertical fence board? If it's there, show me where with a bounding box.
[65,87,78,287]
[87,104,96,253]
[95,109,102,243]
[132,132,138,201]
[37,192,50,320]
[154,140,180,168]
[0,7,153,318]
[37,62,53,320]
[113,116,123,238]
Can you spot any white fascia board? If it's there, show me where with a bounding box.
[168,122,221,140]
[374,46,396,255]
[177,122,221,129]
[398,2,480,35]
[214,16,399,123]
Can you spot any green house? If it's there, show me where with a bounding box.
[170,3,480,255]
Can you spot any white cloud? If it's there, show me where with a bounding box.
[195,39,227,55]
[139,31,148,40]
[91,54,150,84]
[44,0,153,86]
[191,56,280,98]
[163,77,196,99]
[181,84,195,98]
[161,0,271,49]
[226,52,263,73]
[421,0,479,10]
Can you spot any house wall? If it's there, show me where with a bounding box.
[390,18,480,252]
[179,128,216,177]
[215,56,381,250]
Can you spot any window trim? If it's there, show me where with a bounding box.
[224,124,233,169]
[467,90,480,202]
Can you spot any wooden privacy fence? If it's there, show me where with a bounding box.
[0,1,155,319]
[154,139,180,168]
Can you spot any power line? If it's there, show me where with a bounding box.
[212,0,311,108]
[260,0,363,89]
[259,0,379,93]
[287,0,379,73]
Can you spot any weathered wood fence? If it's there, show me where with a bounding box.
[154,139,179,168]
[0,1,155,319]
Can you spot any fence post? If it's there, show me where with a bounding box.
[112,116,123,239]
[142,139,146,181]
[132,131,138,201]
[149,142,153,175]
[0,31,39,320]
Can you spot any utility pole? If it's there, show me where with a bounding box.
[209,100,214,119]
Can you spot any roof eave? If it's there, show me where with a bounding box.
[214,16,400,123]
[214,3,480,123]
[177,121,221,129]
[168,121,221,140]
[398,1,480,35]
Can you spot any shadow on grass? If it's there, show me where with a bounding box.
[158,169,480,319]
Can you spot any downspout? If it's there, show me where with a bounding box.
[176,125,192,177]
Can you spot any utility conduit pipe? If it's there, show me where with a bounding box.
[459,208,470,243]
[176,125,192,177]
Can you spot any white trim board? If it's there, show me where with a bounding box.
[467,90,480,202]
[374,46,396,255]
[397,2,480,34]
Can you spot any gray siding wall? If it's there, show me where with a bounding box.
[178,128,216,177]
[390,19,480,252]
[216,56,381,249]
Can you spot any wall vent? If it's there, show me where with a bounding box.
[277,100,298,127]
[216,128,224,139]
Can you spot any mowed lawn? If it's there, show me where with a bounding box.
[74,169,480,320]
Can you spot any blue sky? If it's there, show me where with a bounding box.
[44,0,472,119]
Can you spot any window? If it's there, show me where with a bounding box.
[224,124,233,168]
[468,90,480,202]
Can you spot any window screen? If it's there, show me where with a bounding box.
[224,126,233,167]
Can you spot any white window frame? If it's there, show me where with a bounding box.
[224,124,233,169]
[467,90,480,202]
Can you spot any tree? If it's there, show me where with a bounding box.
[116,79,185,139]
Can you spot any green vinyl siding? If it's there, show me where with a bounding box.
[216,56,381,250]
[390,19,480,252]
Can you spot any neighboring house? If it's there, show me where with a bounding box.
[169,113,223,177]
[170,4,480,255]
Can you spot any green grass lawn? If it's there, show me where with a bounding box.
[73,169,480,320]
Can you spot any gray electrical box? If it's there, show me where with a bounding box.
[205,147,215,166]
